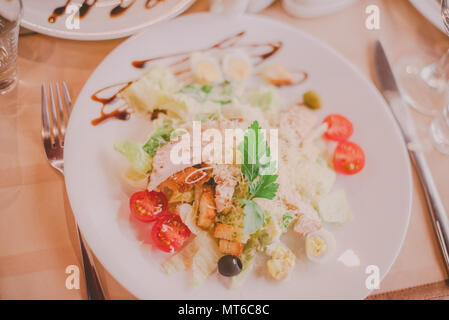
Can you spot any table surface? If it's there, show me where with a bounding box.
[1,0,449,300]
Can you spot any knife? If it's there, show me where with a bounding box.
[374,40,449,285]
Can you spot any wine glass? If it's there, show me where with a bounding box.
[395,0,449,155]
[429,0,449,155]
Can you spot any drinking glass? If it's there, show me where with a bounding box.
[0,0,22,95]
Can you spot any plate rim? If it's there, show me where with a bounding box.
[64,12,413,299]
[20,0,196,40]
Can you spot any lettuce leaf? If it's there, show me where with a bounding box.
[122,65,180,114]
[238,199,265,235]
[142,124,174,157]
[243,86,282,113]
[114,141,152,175]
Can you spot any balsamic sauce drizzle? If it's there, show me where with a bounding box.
[132,31,248,69]
[110,0,137,18]
[90,31,309,126]
[90,82,132,126]
[150,109,168,121]
[48,0,163,23]
[48,0,71,23]
[79,0,97,18]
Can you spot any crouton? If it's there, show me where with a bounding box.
[213,223,234,241]
[219,239,244,257]
[197,185,216,229]
[261,63,293,86]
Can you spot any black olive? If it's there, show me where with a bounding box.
[218,255,243,277]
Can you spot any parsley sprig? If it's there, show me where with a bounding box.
[238,121,279,235]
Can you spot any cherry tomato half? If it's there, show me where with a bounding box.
[151,214,191,253]
[129,190,168,222]
[333,141,365,175]
[323,114,354,142]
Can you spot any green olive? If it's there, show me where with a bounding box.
[303,90,322,110]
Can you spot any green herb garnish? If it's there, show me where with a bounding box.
[213,99,232,105]
[282,213,294,232]
[200,84,213,94]
[237,121,280,235]
[239,121,279,200]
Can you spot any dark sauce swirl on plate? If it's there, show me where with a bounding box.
[90,82,132,126]
[90,31,309,126]
[48,0,164,23]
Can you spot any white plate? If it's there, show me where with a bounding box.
[410,0,445,33]
[64,13,412,299]
[21,0,195,40]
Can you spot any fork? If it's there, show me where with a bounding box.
[41,82,105,300]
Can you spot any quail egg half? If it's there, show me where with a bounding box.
[222,50,253,82]
[305,228,336,263]
[190,52,223,85]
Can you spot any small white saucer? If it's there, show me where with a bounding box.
[282,0,357,18]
